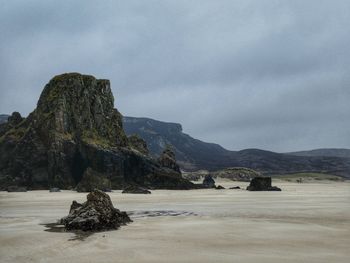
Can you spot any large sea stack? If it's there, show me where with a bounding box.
[0,73,193,190]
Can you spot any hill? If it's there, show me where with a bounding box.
[288,148,350,158]
[123,117,350,178]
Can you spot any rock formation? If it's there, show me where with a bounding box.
[0,73,194,190]
[128,134,149,155]
[202,175,216,188]
[246,177,281,191]
[60,190,131,231]
[158,146,181,173]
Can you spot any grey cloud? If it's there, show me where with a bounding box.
[0,0,349,151]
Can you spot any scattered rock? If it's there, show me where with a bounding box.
[215,185,225,189]
[202,175,216,188]
[7,186,27,192]
[122,185,151,194]
[246,177,281,191]
[60,189,131,231]
[229,186,241,189]
[49,188,61,192]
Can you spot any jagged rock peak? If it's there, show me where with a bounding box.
[34,72,127,147]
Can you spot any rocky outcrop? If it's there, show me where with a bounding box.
[0,73,194,190]
[60,190,131,231]
[122,185,151,194]
[202,175,215,188]
[246,177,281,191]
[158,146,180,173]
[128,134,149,155]
[211,167,261,182]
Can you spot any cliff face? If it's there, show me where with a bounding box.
[123,117,350,178]
[123,116,231,170]
[0,73,192,190]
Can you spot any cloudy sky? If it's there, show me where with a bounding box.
[0,0,349,152]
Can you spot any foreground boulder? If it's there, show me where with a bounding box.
[0,73,194,190]
[122,185,151,194]
[246,177,281,191]
[60,190,131,231]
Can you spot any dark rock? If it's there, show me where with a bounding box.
[7,186,27,192]
[229,186,241,189]
[158,146,181,173]
[69,200,82,213]
[49,187,61,192]
[203,175,215,188]
[246,177,282,191]
[0,73,194,190]
[122,185,151,194]
[215,185,225,189]
[60,189,131,231]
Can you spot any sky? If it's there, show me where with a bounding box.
[0,0,349,152]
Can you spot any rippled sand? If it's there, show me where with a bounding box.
[1,181,350,263]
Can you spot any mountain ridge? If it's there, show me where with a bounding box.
[2,113,349,178]
[123,116,350,178]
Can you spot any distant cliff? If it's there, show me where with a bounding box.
[123,116,232,170]
[123,117,350,178]
[288,148,350,159]
[0,114,9,124]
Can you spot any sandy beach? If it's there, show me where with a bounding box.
[1,181,350,263]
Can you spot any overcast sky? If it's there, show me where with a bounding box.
[0,0,349,152]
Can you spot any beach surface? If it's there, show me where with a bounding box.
[1,181,350,263]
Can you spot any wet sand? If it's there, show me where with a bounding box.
[1,181,350,263]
